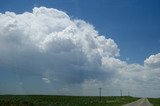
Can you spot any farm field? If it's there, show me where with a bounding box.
[0,95,140,106]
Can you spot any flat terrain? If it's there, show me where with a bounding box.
[0,95,159,106]
[0,95,139,106]
[122,98,153,106]
[148,98,160,106]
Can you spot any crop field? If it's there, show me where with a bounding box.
[0,95,141,106]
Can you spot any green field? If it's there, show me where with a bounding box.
[0,95,141,106]
[148,98,160,106]
[0,95,159,106]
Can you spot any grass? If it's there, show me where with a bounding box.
[148,98,160,106]
[0,95,141,106]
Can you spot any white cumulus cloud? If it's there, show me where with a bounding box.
[0,7,159,97]
[144,53,160,69]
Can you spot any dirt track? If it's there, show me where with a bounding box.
[122,98,153,106]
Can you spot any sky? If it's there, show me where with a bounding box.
[0,0,160,97]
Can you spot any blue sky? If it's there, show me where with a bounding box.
[0,0,160,64]
[0,0,160,97]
